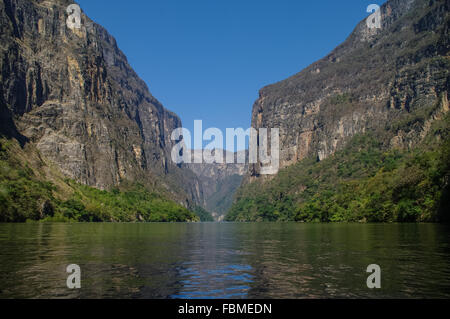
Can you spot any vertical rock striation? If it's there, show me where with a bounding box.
[0,0,204,207]
[248,0,449,181]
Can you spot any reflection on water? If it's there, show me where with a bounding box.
[0,223,449,299]
[171,263,253,299]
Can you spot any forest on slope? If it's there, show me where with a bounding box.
[0,137,200,222]
[227,113,449,222]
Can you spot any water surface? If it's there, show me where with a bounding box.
[0,223,449,299]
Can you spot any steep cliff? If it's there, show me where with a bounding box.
[248,0,448,179]
[0,0,204,208]
[229,0,449,222]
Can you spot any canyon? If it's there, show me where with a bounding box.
[1,0,448,223]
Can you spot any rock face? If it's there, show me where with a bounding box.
[187,150,247,220]
[248,0,449,181]
[0,0,204,206]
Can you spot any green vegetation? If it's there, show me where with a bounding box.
[226,115,450,223]
[56,182,199,223]
[0,138,199,223]
[193,206,214,222]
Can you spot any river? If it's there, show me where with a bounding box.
[0,223,449,298]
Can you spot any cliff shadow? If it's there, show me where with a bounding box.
[0,99,29,147]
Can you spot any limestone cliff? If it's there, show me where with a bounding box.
[0,0,204,207]
[227,0,449,222]
[248,0,449,181]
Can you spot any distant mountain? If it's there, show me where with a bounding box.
[187,150,247,221]
[228,0,449,222]
[0,0,204,221]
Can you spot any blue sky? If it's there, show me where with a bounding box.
[77,0,381,150]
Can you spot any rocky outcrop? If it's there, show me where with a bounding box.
[248,0,449,181]
[0,0,204,207]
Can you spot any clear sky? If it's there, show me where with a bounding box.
[76,0,381,150]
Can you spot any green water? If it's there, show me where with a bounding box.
[0,223,449,299]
